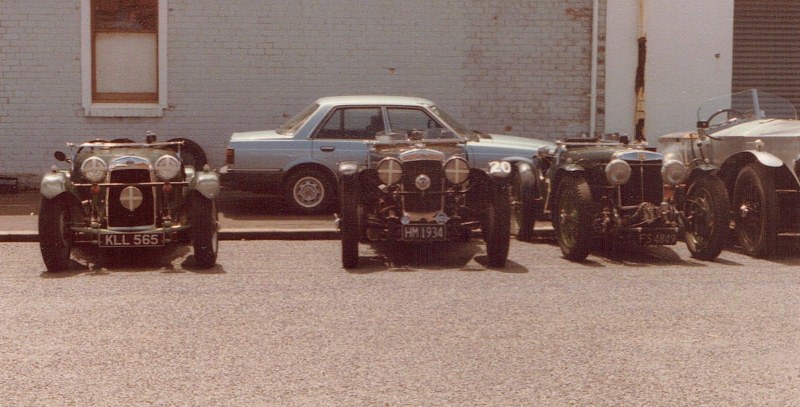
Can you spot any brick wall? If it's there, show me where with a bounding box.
[0,0,602,187]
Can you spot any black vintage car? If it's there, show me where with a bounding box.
[531,137,730,261]
[336,131,513,269]
[38,134,220,272]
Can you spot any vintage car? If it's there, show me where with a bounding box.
[220,96,554,237]
[658,89,800,257]
[531,136,729,261]
[38,134,220,272]
[336,129,513,268]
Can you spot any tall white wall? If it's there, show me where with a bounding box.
[605,0,733,140]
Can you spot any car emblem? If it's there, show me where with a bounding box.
[638,152,647,161]
[415,174,431,191]
[120,186,143,211]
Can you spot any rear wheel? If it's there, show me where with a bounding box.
[684,175,729,260]
[732,164,778,257]
[554,174,592,261]
[166,138,208,169]
[339,175,360,269]
[191,195,219,268]
[483,180,510,267]
[510,164,536,241]
[38,197,73,272]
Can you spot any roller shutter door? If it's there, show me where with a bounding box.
[732,0,800,109]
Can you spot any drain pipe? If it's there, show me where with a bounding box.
[589,0,599,137]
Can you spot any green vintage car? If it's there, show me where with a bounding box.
[531,136,730,261]
[38,135,220,271]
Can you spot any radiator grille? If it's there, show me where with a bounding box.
[107,169,155,228]
[619,161,663,206]
[401,160,444,212]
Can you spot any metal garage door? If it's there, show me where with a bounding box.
[732,0,800,109]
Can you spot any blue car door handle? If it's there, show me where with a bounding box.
[320,146,335,152]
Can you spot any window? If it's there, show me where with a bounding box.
[387,108,454,139]
[315,108,384,140]
[82,0,167,117]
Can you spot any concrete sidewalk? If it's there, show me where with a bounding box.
[0,189,553,242]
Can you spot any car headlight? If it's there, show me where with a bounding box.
[444,157,470,184]
[81,156,107,183]
[661,159,687,186]
[605,159,631,186]
[376,157,402,185]
[154,155,182,181]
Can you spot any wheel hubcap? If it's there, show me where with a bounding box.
[294,177,324,207]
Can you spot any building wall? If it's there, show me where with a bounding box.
[1,0,599,186]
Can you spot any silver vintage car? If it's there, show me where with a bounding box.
[220,96,554,239]
[658,89,800,257]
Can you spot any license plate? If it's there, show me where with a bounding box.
[636,231,677,245]
[99,232,165,247]
[401,224,446,241]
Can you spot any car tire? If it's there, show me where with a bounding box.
[510,163,536,241]
[482,179,510,267]
[684,174,730,260]
[191,195,219,268]
[166,138,208,169]
[285,168,335,215]
[38,196,73,272]
[732,164,778,258]
[339,174,360,269]
[554,174,592,261]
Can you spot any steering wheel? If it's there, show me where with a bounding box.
[706,108,744,125]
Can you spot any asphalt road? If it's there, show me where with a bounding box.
[1,239,799,406]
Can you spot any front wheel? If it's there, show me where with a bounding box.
[732,164,778,258]
[339,175,360,269]
[554,174,593,261]
[510,164,536,241]
[482,180,511,267]
[683,175,729,260]
[38,197,73,272]
[191,195,219,268]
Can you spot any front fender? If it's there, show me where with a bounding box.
[749,150,783,168]
[192,170,221,200]
[40,172,69,200]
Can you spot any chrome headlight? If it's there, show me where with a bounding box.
[376,157,402,185]
[154,155,181,181]
[605,159,631,186]
[444,157,470,184]
[661,159,687,186]
[81,156,107,183]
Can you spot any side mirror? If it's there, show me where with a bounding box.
[54,151,68,162]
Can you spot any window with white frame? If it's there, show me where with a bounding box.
[82,0,167,117]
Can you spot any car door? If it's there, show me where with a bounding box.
[311,106,383,168]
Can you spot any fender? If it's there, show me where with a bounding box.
[40,171,68,200]
[192,170,221,200]
[749,150,783,168]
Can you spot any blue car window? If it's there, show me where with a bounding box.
[316,107,383,140]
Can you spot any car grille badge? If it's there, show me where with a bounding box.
[120,186,144,211]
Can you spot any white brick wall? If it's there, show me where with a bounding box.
[0,0,602,187]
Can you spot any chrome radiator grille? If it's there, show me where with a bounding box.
[107,169,155,228]
[401,160,444,212]
[619,160,663,206]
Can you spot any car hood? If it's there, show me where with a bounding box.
[467,134,556,157]
[229,129,292,142]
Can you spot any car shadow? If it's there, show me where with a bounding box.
[589,242,710,267]
[218,189,334,218]
[347,240,529,274]
[726,235,800,266]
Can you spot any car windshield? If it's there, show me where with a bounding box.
[697,89,798,127]
[277,103,319,135]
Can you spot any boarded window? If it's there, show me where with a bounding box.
[92,0,158,102]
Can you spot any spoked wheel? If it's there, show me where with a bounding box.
[554,174,592,261]
[482,179,511,268]
[191,195,219,268]
[510,163,536,241]
[38,197,73,272]
[683,175,729,260]
[339,175,360,269]
[732,164,778,258]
